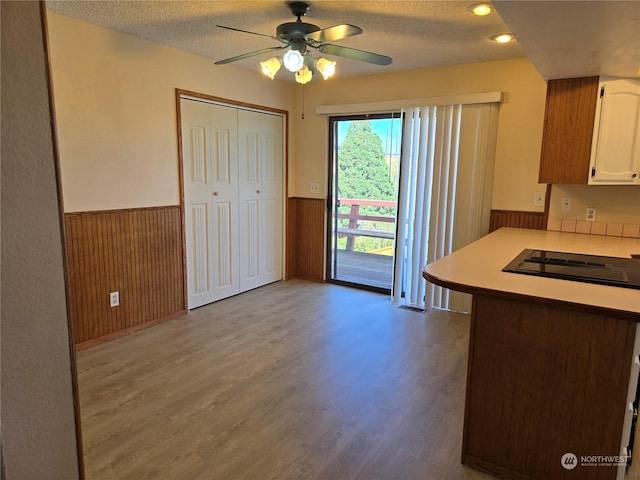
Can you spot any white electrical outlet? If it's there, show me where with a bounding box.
[586,207,597,221]
[533,191,545,207]
[310,182,320,194]
[560,196,572,212]
[110,291,119,307]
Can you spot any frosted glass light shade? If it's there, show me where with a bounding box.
[283,49,304,72]
[295,65,313,84]
[315,57,336,80]
[260,57,281,79]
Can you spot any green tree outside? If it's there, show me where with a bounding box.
[336,120,398,253]
[337,120,396,217]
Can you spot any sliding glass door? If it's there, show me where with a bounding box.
[327,114,402,293]
[326,102,498,307]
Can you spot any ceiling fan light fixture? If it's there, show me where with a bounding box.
[315,57,336,80]
[218,2,391,83]
[260,57,282,79]
[468,3,492,16]
[295,64,313,84]
[490,33,514,43]
[283,49,304,72]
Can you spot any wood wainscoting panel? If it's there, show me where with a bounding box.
[287,197,325,282]
[64,206,185,347]
[489,210,547,232]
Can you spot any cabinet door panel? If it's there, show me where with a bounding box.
[538,77,599,184]
[589,78,640,184]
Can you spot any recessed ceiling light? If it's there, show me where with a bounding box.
[490,33,514,43]
[468,3,492,16]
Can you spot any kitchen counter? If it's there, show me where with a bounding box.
[422,228,640,480]
[423,227,640,316]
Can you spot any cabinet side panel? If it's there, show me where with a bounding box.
[463,295,635,480]
[539,77,599,184]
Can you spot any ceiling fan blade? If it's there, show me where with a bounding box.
[215,46,286,65]
[216,25,286,44]
[306,24,363,43]
[317,44,392,66]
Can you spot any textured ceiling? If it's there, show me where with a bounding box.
[46,0,640,82]
[45,0,525,80]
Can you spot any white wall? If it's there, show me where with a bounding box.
[549,185,640,224]
[46,12,295,213]
[1,2,80,479]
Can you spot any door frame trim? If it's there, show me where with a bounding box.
[175,89,289,308]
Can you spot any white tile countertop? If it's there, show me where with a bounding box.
[423,227,640,315]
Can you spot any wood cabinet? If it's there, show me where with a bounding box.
[589,77,640,185]
[538,76,599,184]
[538,76,640,185]
[463,295,638,480]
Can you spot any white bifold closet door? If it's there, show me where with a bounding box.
[237,109,283,292]
[181,98,283,309]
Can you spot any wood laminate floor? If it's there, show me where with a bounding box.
[77,280,493,480]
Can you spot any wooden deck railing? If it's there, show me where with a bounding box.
[336,198,397,251]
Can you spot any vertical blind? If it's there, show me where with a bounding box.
[393,103,498,312]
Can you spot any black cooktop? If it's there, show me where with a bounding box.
[503,249,640,290]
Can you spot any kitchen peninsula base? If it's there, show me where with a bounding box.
[463,294,635,480]
[423,228,640,480]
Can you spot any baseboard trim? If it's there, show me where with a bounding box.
[75,310,185,351]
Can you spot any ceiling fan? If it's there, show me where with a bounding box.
[214,1,392,82]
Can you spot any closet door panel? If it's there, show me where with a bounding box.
[238,110,283,291]
[238,110,263,291]
[181,99,215,308]
[259,114,284,284]
[181,99,240,308]
[209,104,241,302]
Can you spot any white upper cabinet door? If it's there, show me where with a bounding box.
[589,77,640,184]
